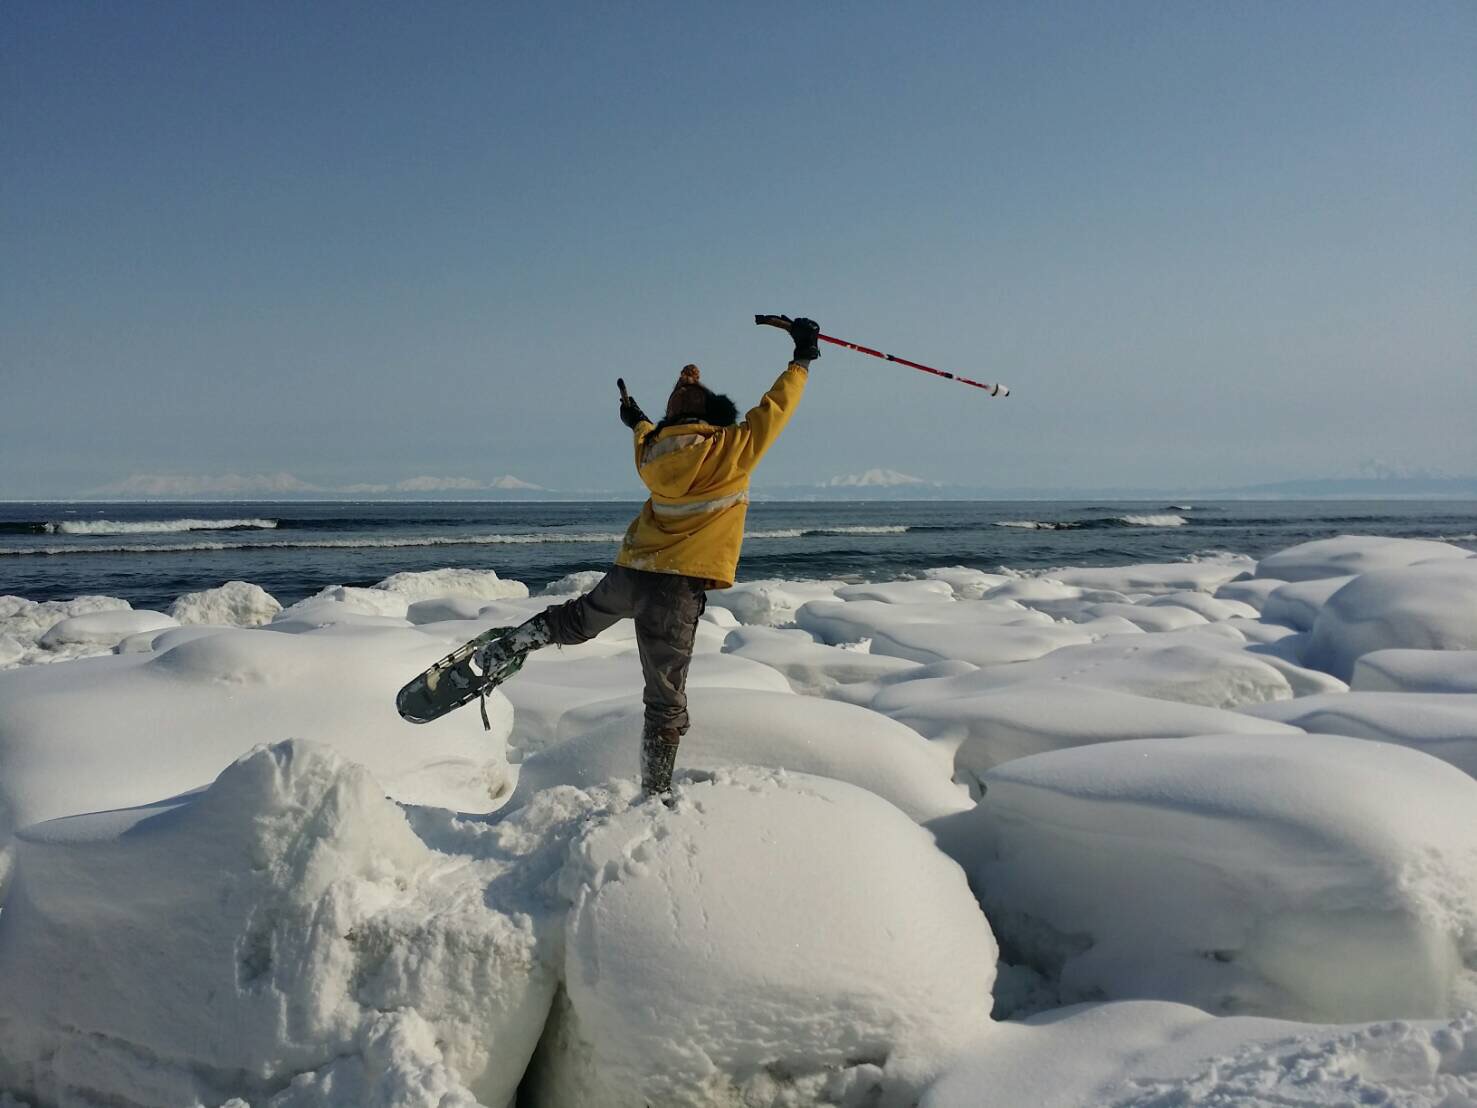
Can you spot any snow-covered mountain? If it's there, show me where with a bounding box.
[820,469,932,489]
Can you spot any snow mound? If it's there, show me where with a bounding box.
[872,636,1295,711]
[880,682,1301,797]
[1045,560,1251,595]
[1262,575,1357,631]
[541,570,606,596]
[1305,559,1477,680]
[922,1000,1477,1108]
[0,626,515,876]
[168,580,282,626]
[528,768,997,1106]
[508,687,968,821]
[1072,601,1209,633]
[1214,577,1286,612]
[705,578,844,627]
[834,579,957,604]
[38,608,177,653]
[1256,535,1473,582]
[722,625,918,693]
[0,594,135,667]
[1353,649,1477,693]
[273,585,414,626]
[501,649,792,757]
[796,598,1081,668]
[0,741,574,1108]
[1241,692,1477,777]
[373,567,530,603]
[932,733,1477,1021]
[922,566,1015,600]
[1146,590,1260,621]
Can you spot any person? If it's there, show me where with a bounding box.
[474,315,820,797]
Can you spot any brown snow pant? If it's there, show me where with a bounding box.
[539,565,707,735]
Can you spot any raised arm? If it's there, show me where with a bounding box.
[729,316,820,470]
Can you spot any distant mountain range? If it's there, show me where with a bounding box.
[47,469,1477,502]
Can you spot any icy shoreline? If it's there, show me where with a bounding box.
[2,541,1476,1106]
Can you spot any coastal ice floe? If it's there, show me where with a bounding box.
[2,531,1477,1105]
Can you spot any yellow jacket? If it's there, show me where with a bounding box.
[615,363,808,588]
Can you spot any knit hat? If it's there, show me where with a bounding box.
[677,364,702,387]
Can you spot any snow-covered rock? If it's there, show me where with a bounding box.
[169,580,282,626]
[528,768,997,1107]
[0,742,576,1108]
[931,734,1477,1021]
[508,687,968,821]
[1241,692,1477,777]
[1256,535,1473,582]
[1305,559,1477,680]
[1352,649,1477,694]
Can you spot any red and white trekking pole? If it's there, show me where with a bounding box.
[755,315,1010,397]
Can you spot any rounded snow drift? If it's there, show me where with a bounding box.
[529,768,998,1106]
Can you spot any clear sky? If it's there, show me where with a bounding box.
[3,1,1474,496]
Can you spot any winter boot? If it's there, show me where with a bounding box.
[640,726,682,799]
[474,612,553,677]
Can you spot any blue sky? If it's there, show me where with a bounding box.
[3,1,1473,496]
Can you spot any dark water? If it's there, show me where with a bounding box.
[2,500,1474,610]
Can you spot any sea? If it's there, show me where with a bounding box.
[3,500,1475,611]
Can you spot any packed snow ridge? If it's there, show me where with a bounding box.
[1,534,1476,1106]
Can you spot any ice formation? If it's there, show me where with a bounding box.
[932,733,1477,1021]
[3,533,1477,1106]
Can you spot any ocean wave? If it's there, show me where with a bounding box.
[0,532,631,557]
[995,514,1189,531]
[44,518,280,536]
[0,522,927,557]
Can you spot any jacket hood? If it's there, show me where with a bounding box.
[639,422,720,498]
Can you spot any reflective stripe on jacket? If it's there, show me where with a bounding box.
[615,362,808,588]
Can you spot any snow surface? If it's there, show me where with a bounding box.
[932,733,1477,1022]
[923,1001,1477,1108]
[532,767,996,1107]
[1353,648,1477,693]
[507,687,968,821]
[1242,691,1477,777]
[4,542,1477,1106]
[1305,558,1477,680]
[1256,534,1474,582]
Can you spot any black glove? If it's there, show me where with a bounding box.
[619,394,649,429]
[754,314,821,362]
[789,317,820,361]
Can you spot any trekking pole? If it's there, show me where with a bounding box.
[755,315,1010,397]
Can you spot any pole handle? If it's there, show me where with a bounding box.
[617,377,629,401]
